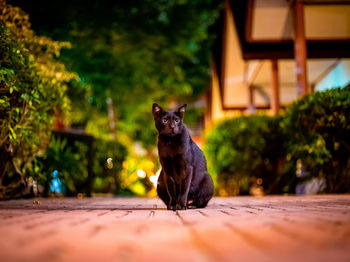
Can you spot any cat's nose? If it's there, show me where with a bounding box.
[170,124,175,129]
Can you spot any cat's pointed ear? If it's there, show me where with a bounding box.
[177,104,187,118]
[152,103,164,116]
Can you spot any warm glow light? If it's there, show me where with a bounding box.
[106,158,113,169]
[149,169,161,188]
[137,169,146,178]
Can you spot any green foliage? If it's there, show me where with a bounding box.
[26,136,127,196]
[2,0,220,198]
[282,85,350,193]
[14,0,221,149]
[205,85,350,195]
[93,138,128,194]
[26,137,88,196]
[204,115,291,195]
[0,1,76,198]
[1,0,220,198]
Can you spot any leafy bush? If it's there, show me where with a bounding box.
[26,137,88,196]
[93,138,128,194]
[0,2,76,198]
[0,24,40,198]
[282,85,350,193]
[26,136,127,196]
[205,85,350,196]
[204,115,292,196]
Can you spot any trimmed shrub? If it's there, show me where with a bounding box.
[204,115,293,195]
[205,85,350,195]
[283,85,350,193]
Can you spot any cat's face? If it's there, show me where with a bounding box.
[152,103,186,136]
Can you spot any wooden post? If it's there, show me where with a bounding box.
[270,60,280,116]
[310,83,315,93]
[205,85,212,128]
[293,0,308,97]
[247,84,256,114]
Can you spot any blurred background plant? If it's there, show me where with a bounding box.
[24,137,127,197]
[24,138,88,196]
[204,84,350,196]
[1,0,221,198]
[11,0,220,149]
[282,84,350,193]
[0,0,76,198]
[204,115,294,196]
[93,138,127,195]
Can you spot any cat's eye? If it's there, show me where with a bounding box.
[162,118,168,124]
[175,119,180,123]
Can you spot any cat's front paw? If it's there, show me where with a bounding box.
[167,205,176,211]
[176,202,187,210]
[167,198,177,211]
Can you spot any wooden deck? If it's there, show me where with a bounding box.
[0,195,350,262]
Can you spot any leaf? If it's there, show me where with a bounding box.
[21,93,29,100]
[8,125,17,140]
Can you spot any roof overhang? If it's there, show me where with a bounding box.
[231,0,350,60]
[211,0,350,111]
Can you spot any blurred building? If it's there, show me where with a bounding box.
[206,0,350,124]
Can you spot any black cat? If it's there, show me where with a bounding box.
[152,103,213,211]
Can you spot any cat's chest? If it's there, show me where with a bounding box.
[158,138,185,157]
[159,143,183,158]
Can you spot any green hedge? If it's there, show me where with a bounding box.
[204,115,293,195]
[204,85,350,195]
[282,85,350,193]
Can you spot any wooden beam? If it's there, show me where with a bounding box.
[244,60,262,86]
[303,0,350,5]
[241,40,350,60]
[247,84,256,114]
[293,0,309,97]
[270,60,280,116]
[230,1,350,60]
[222,105,286,111]
[245,0,254,42]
